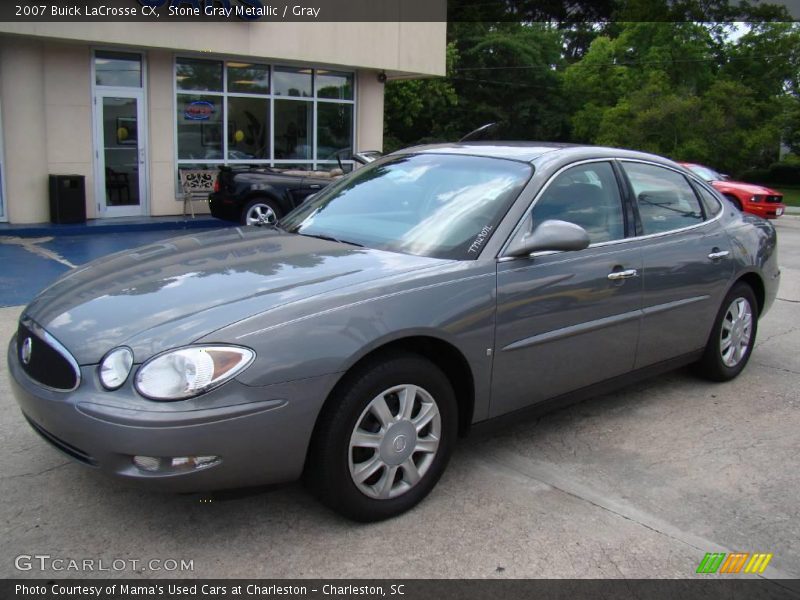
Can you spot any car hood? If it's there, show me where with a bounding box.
[713,181,780,196]
[23,227,443,364]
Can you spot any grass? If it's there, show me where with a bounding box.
[774,186,800,207]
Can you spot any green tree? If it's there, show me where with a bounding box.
[383,43,459,152]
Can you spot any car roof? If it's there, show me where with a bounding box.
[393,141,681,167]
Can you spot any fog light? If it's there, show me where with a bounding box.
[132,455,160,472]
[99,347,134,390]
[132,455,221,473]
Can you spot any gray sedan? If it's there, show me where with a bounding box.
[8,143,780,521]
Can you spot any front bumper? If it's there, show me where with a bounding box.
[8,336,335,492]
[745,202,786,219]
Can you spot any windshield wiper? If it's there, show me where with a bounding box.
[299,233,364,247]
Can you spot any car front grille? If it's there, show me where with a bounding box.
[23,414,97,466]
[17,318,80,392]
[765,195,783,204]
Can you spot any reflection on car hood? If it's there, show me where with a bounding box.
[23,227,443,364]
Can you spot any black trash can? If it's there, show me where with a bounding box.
[49,174,86,224]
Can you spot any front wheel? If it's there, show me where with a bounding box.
[306,354,457,522]
[694,283,758,381]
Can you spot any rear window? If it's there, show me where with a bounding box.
[622,162,704,234]
[695,184,723,217]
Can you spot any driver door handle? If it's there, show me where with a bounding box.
[708,250,730,260]
[608,269,638,281]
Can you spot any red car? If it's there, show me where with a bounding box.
[679,162,785,219]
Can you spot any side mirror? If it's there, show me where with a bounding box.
[506,219,590,257]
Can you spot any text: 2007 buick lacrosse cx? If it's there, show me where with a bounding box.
[9,143,779,521]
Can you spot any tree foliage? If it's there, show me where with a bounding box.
[385,0,800,175]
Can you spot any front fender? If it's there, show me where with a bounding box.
[201,262,498,419]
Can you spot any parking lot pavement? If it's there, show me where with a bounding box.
[0,227,233,307]
[0,219,798,581]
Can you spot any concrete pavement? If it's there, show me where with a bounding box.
[0,218,798,581]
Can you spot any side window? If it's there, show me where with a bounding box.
[696,184,723,217]
[622,162,704,234]
[532,162,625,244]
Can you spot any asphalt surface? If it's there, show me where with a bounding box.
[0,225,233,307]
[0,218,798,581]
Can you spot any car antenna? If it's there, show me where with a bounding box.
[459,122,498,142]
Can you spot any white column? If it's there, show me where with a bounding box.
[356,69,385,153]
[0,38,49,224]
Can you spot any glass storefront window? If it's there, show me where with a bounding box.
[227,62,270,94]
[177,58,223,92]
[274,67,313,97]
[274,100,313,159]
[227,97,269,160]
[316,70,353,100]
[95,51,142,88]
[177,94,223,160]
[317,103,353,161]
[175,58,354,175]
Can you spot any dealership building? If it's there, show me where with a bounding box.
[0,21,445,223]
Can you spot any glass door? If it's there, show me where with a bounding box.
[95,90,147,217]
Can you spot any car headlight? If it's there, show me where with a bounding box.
[750,195,764,202]
[134,346,255,401]
[99,347,134,390]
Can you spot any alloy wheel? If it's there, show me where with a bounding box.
[348,384,441,500]
[719,297,753,368]
[245,203,277,226]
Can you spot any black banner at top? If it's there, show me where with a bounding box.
[2,0,799,22]
[3,0,447,22]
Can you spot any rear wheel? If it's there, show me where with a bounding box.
[241,198,281,226]
[694,283,758,381]
[306,353,457,522]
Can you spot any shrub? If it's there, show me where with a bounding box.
[740,160,800,186]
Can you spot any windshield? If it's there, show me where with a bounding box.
[281,153,532,260]
[687,165,722,181]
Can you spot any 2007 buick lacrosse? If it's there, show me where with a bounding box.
[9,143,779,521]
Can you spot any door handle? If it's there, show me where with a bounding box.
[708,250,730,260]
[608,269,638,281]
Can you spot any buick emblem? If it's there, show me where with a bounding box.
[20,337,33,365]
[392,434,407,453]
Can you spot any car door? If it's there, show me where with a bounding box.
[491,160,643,417]
[619,161,734,368]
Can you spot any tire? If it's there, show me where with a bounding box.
[241,198,282,226]
[725,194,743,212]
[694,283,758,382]
[306,353,457,522]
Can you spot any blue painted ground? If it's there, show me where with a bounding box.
[0,227,234,308]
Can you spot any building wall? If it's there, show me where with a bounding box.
[148,49,180,217]
[0,22,446,78]
[357,70,385,152]
[44,42,96,219]
[0,38,49,223]
[0,22,444,223]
